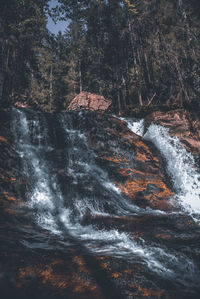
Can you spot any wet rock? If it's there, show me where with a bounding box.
[0,107,200,299]
[73,111,173,211]
[146,109,200,166]
[0,108,173,213]
[67,92,112,112]
[0,108,26,211]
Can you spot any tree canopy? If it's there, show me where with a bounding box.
[1,0,200,112]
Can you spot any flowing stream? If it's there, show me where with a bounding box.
[124,118,200,221]
[10,108,200,298]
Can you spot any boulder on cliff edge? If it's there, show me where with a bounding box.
[67,92,112,112]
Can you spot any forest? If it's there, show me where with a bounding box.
[1,2,200,298]
[1,0,200,113]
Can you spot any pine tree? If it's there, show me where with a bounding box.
[0,0,48,104]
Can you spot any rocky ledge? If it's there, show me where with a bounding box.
[70,111,173,211]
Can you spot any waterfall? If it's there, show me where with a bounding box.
[11,109,62,234]
[118,117,144,137]
[125,118,200,221]
[11,108,200,286]
[145,124,200,220]
[125,118,144,137]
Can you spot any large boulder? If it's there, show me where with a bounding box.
[67,92,112,112]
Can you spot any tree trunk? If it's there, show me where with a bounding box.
[121,75,127,109]
[144,52,151,84]
[0,72,4,104]
[117,88,122,115]
[138,89,143,106]
[50,64,53,110]
[127,19,143,107]
[79,59,82,93]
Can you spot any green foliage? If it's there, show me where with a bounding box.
[0,0,48,100]
[1,0,200,112]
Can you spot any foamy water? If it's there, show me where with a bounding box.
[145,124,200,216]
[124,117,200,218]
[11,109,199,286]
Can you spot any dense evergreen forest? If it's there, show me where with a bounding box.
[1,0,200,113]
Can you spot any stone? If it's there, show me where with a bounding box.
[67,92,112,112]
[73,111,173,211]
[1,108,199,299]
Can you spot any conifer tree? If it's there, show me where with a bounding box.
[0,0,48,104]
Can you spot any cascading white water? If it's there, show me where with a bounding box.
[11,108,199,283]
[124,118,200,220]
[118,117,145,137]
[126,118,145,137]
[145,124,200,218]
[12,109,62,234]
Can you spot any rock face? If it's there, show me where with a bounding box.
[75,112,173,211]
[1,108,200,299]
[0,109,25,208]
[146,109,200,165]
[0,108,173,214]
[67,92,112,112]
[0,108,173,212]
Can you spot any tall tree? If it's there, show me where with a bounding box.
[0,0,48,105]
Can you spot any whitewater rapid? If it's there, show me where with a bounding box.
[11,108,200,286]
[124,118,200,221]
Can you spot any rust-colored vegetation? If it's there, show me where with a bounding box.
[99,121,173,211]
[0,136,8,144]
[18,258,103,297]
[129,283,164,298]
[102,149,173,210]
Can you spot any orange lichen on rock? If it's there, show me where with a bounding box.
[136,148,159,165]
[0,136,8,143]
[18,260,101,296]
[130,282,164,298]
[135,140,150,150]
[0,170,17,183]
[106,126,140,145]
[136,151,152,162]
[19,264,69,289]
[118,168,157,177]
[4,193,17,201]
[124,269,133,275]
[96,256,106,260]
[118,180,146,194]
[0,173,10,182]
[1,192,23,207]
[101,262,109,270]
[111,273,122,278]
[100,129,173,210]
[117,176,173,210]
[101,155,129,165]
[73,255,91,274]
[156,232,171,240]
